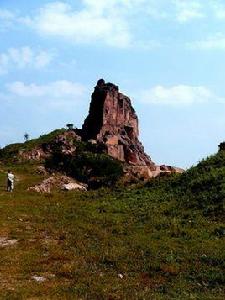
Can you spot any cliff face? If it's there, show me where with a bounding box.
[81,79,159,178]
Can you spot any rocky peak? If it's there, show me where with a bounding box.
[81,79,158,178]
[81,79,184,178]
[18,79,183,180]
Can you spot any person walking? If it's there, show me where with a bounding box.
[7,170,14,192]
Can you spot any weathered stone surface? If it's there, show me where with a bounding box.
[81,79,156,177]
[159,165,184,174]
[81,79,183,178]
[62,182,87,191]
[19,148,46,161]
[32,276,46,283]
[36,165,47,175]
[20,130,80,161]
[28,175,87,193]
[0,237,18,247]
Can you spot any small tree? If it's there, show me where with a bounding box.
[24,133,29,142]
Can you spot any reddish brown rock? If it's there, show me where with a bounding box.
[81,79,184,179]
[82,80,156,167]
[19,130,80,161]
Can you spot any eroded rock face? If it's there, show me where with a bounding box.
[82,79,156,176]
[81,79,184,179]
[19,130,80,161]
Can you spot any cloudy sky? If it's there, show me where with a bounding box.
[1,0,225,168]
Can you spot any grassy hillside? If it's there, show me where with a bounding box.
[0,129,66,160]
[0,129,124,187]
[0,141,224,299]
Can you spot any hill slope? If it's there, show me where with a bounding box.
[0,145,224,298]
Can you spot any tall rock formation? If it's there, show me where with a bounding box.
[14,78,183,180]
[81,79,182,178]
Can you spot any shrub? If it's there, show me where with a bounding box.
[45,149,123,188]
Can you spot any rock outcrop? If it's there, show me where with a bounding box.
[62,182,87,191]
[81,79,183,178]
[28,175,87,193]
[81,79,155,178]
[19,130,80,161]
[19,79,183,180]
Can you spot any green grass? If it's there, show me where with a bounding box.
[0,154,224,299]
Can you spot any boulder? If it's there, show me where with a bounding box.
[62,183,87,191]
[28,175,87,193]
[36,165,47,175]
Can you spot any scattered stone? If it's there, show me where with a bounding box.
[28,175,87,193]
[62,182,87,191]
[32,276,46,283]
[118,273,124,279]
[0,237,18,247]
[28,182,51,193]
[36,165,47,175]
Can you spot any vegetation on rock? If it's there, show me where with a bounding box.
[45,139,123,188]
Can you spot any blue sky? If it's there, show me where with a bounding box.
[1,0,225,168]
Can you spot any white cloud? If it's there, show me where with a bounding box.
[0,8,15,30]
[1,1,220,50]
[22,0,169,48]
[139,85,217,105]
[188,33,225,50]
[0,47,54,75]
[212,1,225,19]
[7,80,85,99]
[20,0,209,50]
[25,1,132,48]
[34,51,54,68]
[173,0,204,23]
[5,80,86,110]
[0,0,214,52]
[0,9,14,20]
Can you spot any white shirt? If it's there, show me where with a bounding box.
[8,173,14,182]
